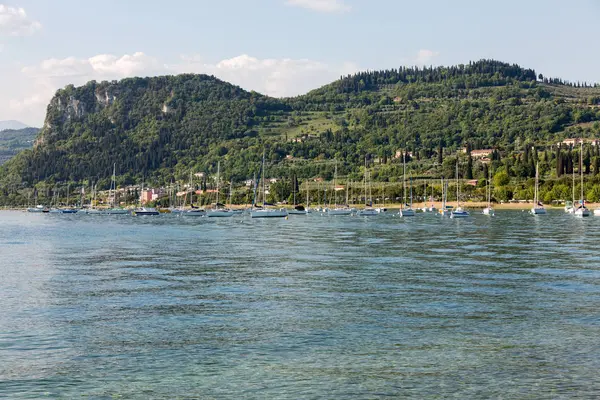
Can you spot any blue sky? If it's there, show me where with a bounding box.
[1,0,599,126]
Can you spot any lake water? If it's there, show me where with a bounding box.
[1,210,600,398]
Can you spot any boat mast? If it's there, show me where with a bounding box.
[534,162,539,205]
[456,161,460,208]
[441,178,445,210]
[306,179,310,207]
[409,175,413,208]
[403,152,407,209]
[216,161,220,205]
[112,163,116,208]
[262,151,266,207]
[572,167,575,206]
[228,180,233,209]
[333,160,337,208]
[580,141,584,206]
[346,179,349,206]
[363,156,367,206]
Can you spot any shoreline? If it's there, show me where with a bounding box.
[3,202,596,212]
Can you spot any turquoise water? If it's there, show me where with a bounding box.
[1,210,600,398]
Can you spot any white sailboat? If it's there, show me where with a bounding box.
[207,161,235,217]
[439,179,451,216]
[329,160,354,216]
[288,177,309,215]
[182,171,206,216]
[356,159,377,216]
[421,181,429,213]
[451,161,469,218]
[84,183,103,214]
[574,142,590,217]
[531,162,547,215]
[251,152,288,218]
[482,169,494,216]
[427,183,437,213]
[104,164,130,215]
[376,183,388,213]
[565,169,575,214]
[399,152,415,217]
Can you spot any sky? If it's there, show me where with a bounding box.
[1,0,599,126]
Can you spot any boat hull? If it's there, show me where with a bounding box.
[575,208,591,217]
[328,209,353,216]
[207,210,235,217]
[288,210,308,215]
[399,209,416,217]
[451,209,470,218]
[251,209,289,218]
[482,207,494,216]
[530,207,547,215]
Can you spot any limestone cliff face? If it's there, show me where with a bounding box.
[36,83,121,147]
[34,75,250,149]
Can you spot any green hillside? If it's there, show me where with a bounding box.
[2,59,600,206]
[0,127,39,165]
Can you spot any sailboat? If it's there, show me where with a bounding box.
[207,161,235,217]
[530,162,547,215]
[27,189,46,213]
[451,161,469,218]
[399,152,415,217]
[251,152,288,218]
[60,184,79,213]
[181,171,205,216]
[104,164,130,215]
[565,169,575,214]
[427,183,437,212]
[329,160,354,216]
[421,182,429,213]
[482,169,494,216]
[376,183,388,213]
[574,142,590,217]
[288,177,308,215]
[45,187,63,213]
[356,158,377,216]
[439,179,451,216]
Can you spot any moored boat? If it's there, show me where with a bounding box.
[133,207,160,216]
[530,162,546,215]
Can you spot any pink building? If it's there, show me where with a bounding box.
[140,189,163,204]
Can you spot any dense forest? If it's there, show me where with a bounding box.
[2,59,600,206]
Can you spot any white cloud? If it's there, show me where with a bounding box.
[414,49,440,66]
[0,4,41,36]
[285,0,351,13]
[176,54,354,98]
[8,52,359,125]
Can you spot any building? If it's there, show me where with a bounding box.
[558,138,599,147]
[462,148,493,158]
[140,188,165,204]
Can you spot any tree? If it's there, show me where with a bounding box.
[493,171,510,187]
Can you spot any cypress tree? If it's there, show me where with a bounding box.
[466,154,473,179]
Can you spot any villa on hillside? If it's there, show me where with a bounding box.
[462,148,493,158]
[558,138,599,147]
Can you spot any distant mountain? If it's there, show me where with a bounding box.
[0,127,39,165]
[0,120,29,131]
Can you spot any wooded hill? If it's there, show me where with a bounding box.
[2,59,600,205]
